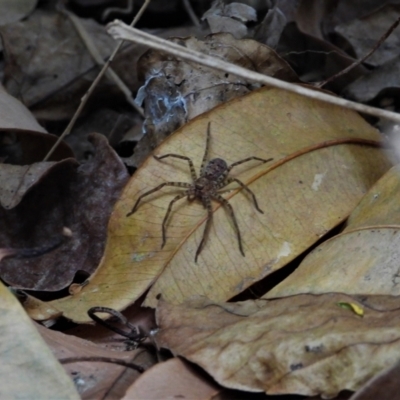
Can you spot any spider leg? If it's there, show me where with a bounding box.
[154,154,197,181]
[161,191,189,248]
[199,122,211,176]
[195,196,213,263]
[126,182,191,216]
[224,177,264,213]
[227,156,273,172]
[212,194,245,257]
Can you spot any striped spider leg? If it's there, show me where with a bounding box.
[127,122,273,262]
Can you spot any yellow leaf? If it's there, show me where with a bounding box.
[267,164,400,298]
[50,86,390,322]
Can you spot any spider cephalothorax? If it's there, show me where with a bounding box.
[127,123,272,262]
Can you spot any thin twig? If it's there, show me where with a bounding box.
[59,356,145,373]
[182,0,201,28]
[63,8,144,116]
[316,16,400,88]
[102,0,135,21]
[43,0,151,162]
[106,21,400,124]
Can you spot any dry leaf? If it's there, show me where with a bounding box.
[0,9,115,115]
[0,133,128,290]
[335,5,400,67]
[0,281,79,399]
[267,163,400,298]
[203,1,257,39]
[155,293,400,398]
[0,0,37,26]
[49,86,389,322]
[132,32,298,167]
[36,324,156,399]
[123,357,220,400]
[349,360,400,400]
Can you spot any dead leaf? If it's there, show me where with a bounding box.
[344,56,400,103]
[0,133,128,290]
[266,163,400,298]
[335,5,400,67]
[0,159,76,209]
[0,0,37,26]
[0,8,115,114]
[36,323,156,399]
[0,281,79,398]
[155,293,400,398]
[203,1,257,39]
[132,32,298,167]
[123,357,220,400]
[349,360,400,400]
[279,23,368,91]
[49,86,390,322]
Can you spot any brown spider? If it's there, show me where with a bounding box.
[127,123,273,262]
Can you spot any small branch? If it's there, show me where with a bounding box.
[317,16,400,88]
[59,356,145,373]
[106,21,400,124]
[182,0,201,28]
[43,0,151,162]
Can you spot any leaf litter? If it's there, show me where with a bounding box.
[1,0,400,398]
[0,133,128,290]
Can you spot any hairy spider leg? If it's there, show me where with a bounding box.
[195,195,214,263]
[227,156,273,172]
[161,191,189,248]
[224,177,264,213]
[212,193,245,257]
[126,182,191,216]
[199,122,212,176]
[154,154,197,181]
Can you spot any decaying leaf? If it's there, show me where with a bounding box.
[349,360,400,400]
[267,163,400,299]
[202,1,257,39]
[0,133,128,290]
[49,86,389,322]
[0,8,115,117]
[123,357,220,400]
[36,324,156,399]
[335,5,400,68]
[0,159,76,210]
[0,281,79,399]
[155,293,400,398]
[132,32,298,167]
[0,0,37,26]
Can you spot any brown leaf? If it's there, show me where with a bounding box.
[0,9,115,116]
[155,293,400,398]
[0,133,128,290]
[0,281,79,399]
[36,323,156,399]
[349,361,400,400]
[49,86,389,322]
[123,357,220,400]
[267,164,400,298]
[0,159,76,210]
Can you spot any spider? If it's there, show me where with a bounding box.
[127,123,273,262]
